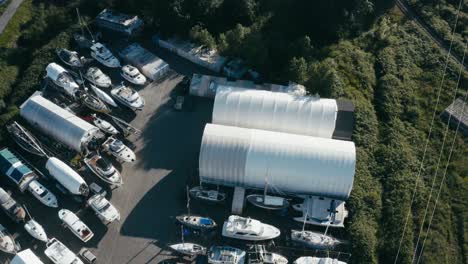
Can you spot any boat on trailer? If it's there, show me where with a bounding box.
[6,121,47,157]
[189,186,226,203]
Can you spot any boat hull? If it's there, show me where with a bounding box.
[246,194,289,210]
[189,186,226,203]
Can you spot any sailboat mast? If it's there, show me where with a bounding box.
[186,185,190,215]
[76,8,84,37]
[302,196,309,232]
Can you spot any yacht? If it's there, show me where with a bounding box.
[85,67,112,88]
[92,114,119,135]
[208,246,246,264]
[176,215,217,230]
[121,65,146,85]
[84,152,122,186]
[0,187,26,223]
[222,215,280,241]
[291,230,341,249]
[102,136,136,163]
[110,84,145,111]
[58,209,94,243]
[45,238,84,264]
[293,257,347,264]
[0,224,19,254]
[87,193,120,224]
[90,43,120,68]
[169,243,206,256]
[56,48,84,68]
[27,180,59,208]
[24,219,48,243]
[45,63,80,98]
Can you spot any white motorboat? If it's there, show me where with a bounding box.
[84,153,122,186]
[90,43,120,68]
[121,65,146,85]
[45,238,84,264]
[85,67,112,88]
[293,257,347,264]
[222,215,280,241]
[291,230,341,249]
[0,224,20,254]
[169,243,206,256]
[56,48,84,68]
[102,136,136,163]
[110,84,145,111]
[92,115,118,135]
[0,187,26,223]
[208,246,246,264]
[58,209,94,243]
[79,92,111,113]
[87,193,120,224]
[176,215,217,230]
[189,186,226,203]
[24,219,48,243]
[45,63,80,97]
[247,245,288,264]
[27,180,58,208]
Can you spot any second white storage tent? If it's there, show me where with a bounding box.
[199,124,356,199]
[212,86,338,138]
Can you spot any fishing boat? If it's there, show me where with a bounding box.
[27,180,59,208]
[92,115,118,135]
[58,209,94,243]
[6,121,47,157]
[247,245,288,264]
[169,243,206,256]
[24,219,48,243]
[90,84,117,107]
[176,215,217,230]
[0,224,20,254]
[45,63,80,98]
[110,84,145,111]
[45,238,84,264]
[79,92,111,113]
[87,193,120,224]
[84,152,122,186]
[85,67,112,88]
[222,215,280,241]
[101,136,136,163]
[56,48,84,68]
[121,65,146,85]
[90,42,120,68]
[208,246,246,264]
[108,114,141,136]
[0,187,26,223]
[189,186,226,203]
[291,229,341,249]
[293,257,347,264]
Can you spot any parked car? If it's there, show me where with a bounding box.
[79,248,97,263]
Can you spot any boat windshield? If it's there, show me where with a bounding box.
[98,203,111,212]
[109,140,124,152]
[39,189,49,198]
[96,158,112,171]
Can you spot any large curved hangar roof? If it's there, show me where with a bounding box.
[199,124,356,199]
[213,86,338,138]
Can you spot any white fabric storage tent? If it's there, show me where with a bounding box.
[199,124,356,199]
[20,92,99,152]
[213,86,338,138]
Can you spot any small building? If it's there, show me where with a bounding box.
[95,9,143,36]
[155,37,228,72]
[119,43,170,81]
[442,98,467,136]
[0,148,38,192]
[11,249,45,264]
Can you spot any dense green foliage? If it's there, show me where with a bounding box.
[0,1,465,263]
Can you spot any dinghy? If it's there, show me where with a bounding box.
[293,257,347,264]
[92,115,118,135]
[0,224,19,254]
[87,193,120,224]
[6,121,47,157]
[176,215,217,230]
[121,65,146,85]
[291,229,341,249]
[24,219,48,243]
[56,48,84,68]
[169,243,206,256]
[110,84,145,111]
[58,209,94,243]
[90,43,120,68]
[102,136,136,163]
[208,246,245,264]
[84,153,122,186]
[85,67,112,88]
[222,215,280,241]
[189,186,226,203]
[45,238,84,264]
[79,92,111,113]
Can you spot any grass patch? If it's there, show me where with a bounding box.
[0,0,12,16]
[0,0,33,48]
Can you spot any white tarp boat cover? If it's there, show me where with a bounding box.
[20,92,99,152]
[11,249,45,264]
[213,86,338,138]
[199,124,356,199]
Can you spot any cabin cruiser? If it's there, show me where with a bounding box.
[45,63,80,98]
[121,65,146,85]
[102,136,136,163]
[92,114,118,135]
[0,187,26,223]
[28,180,59,208]
[58,209,94,243]
[247,245,288,264]
[110,84,145,111]
[291,230,341,249]
[24,219,48,243]
[45,238,84,264]
[90,43,120,68]
[293,257,347,264]
[90,84,117,107]
[169,243,206,256]
[84,153,122,186]
[56,48,84,68]
[87,193,120,224]
[176,215,217,230]
[85,67,112,88]
[6,121,47,157]
[79,91,111,113]
[208,246,246,264]
[189,186,226,203]
[0,224,19,254]
[222,215,280,241]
